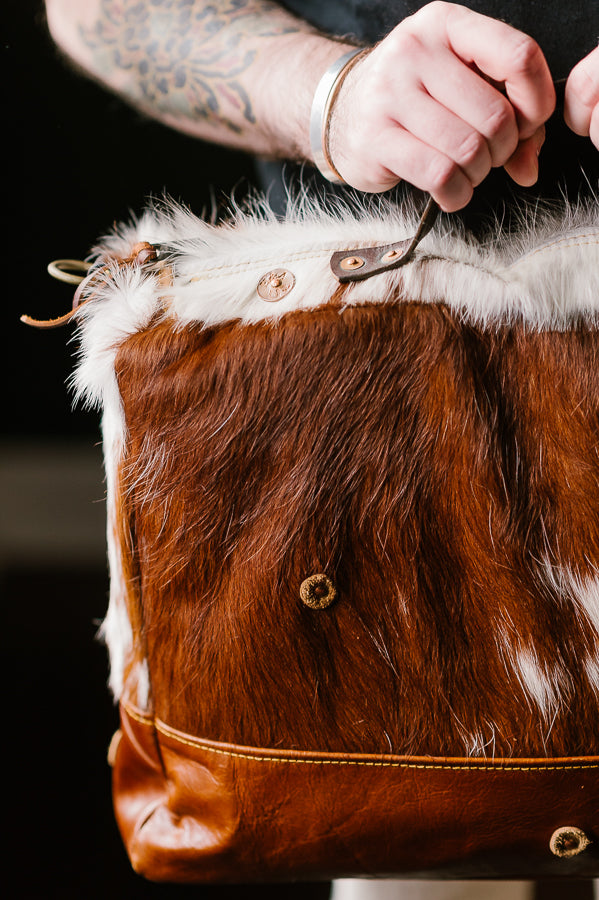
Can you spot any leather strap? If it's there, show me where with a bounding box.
[331,195,439,283]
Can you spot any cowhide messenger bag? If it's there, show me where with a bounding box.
[25,195,599,883]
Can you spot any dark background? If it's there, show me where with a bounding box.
[5,0,258,441]
[1,3,595,899]
[3,2,328,897]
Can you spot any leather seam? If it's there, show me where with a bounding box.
[159,742,599,771]
[182,233,599,281]
[122,707,599,771]
[172,238,599,295]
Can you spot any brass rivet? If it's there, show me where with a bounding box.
[381,248,400,262]
[549,827,591,858]
[257,268,295,301]
[299,574,337,610]
[340,256,365,271]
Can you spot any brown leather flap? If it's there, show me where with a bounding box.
[112,704,599,883]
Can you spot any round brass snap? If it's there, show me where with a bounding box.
[257,268,295,301]
[381,248,400,262]
[299,574,337,609]
[549,826,591,858]
[339,256,365,271]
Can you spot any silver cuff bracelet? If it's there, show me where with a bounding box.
[309,47,368,185]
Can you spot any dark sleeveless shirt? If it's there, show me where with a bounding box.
[282,1,597,81]
[259,1,598,227]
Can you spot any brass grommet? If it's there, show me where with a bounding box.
[549,826,591,858]
[339,256,365,271]
[257,268,295,301]
[299,574,337,609]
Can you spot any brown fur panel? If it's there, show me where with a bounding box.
[114,300,599,757]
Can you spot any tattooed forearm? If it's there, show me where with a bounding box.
[45,0,354,157]
[79,0,304,134]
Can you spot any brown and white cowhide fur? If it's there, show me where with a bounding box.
[74,197,599,759]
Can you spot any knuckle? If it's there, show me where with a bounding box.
[419,0,446,16]
[427,155,460,192]
[349,160,398,193]
[407,1,446,26]
[569,64,599,107]
[443,1,469,26]
[385,27,425,60]
[425,1,452,16]
[455,130,487,168]
[509,34,544,76]
[482,99,515,141]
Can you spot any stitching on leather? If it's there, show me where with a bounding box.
[160,740,599,771]
[179,231,599,282]
[176,238,599,292]
[135,715,599,772]
[181,247,334,280]
[125,705,154,726]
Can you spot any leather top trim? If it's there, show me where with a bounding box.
[123,704,599,771]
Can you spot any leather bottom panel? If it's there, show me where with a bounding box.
[112,704,599,884]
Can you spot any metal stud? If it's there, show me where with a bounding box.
[257,268,295,301]
[549,826,591,858]
[381,248,401,262]
[339,256,365,271]
[299,574,337,609]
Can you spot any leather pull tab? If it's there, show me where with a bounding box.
[330,196,439,283]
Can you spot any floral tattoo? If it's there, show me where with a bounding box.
[80,0,301,133]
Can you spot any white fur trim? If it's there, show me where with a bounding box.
[74,197,599,414]
[76,197,599,371]
[96,400,131,701]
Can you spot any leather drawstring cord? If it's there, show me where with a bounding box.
[21,258,96,329]
[21,242,160,329]
[20,260,91,328]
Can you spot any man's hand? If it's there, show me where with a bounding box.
[45,1,561,211]
[328,1,556,211]
[565,45,599,150]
